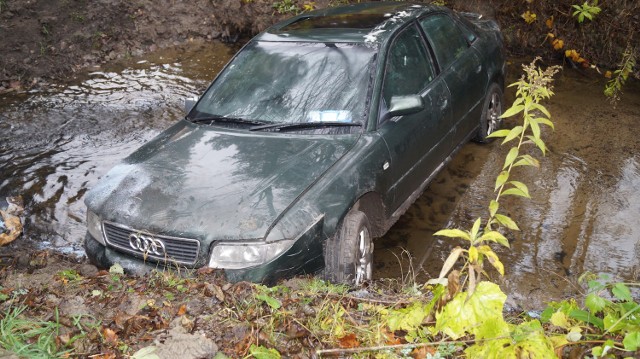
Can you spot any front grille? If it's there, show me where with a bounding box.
[102,221,200,265]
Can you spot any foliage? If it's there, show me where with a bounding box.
[572,0,602,23]
[540,273,640,357]
[604,44,637,106]
[0,305,71,358]
[272,0,299,15]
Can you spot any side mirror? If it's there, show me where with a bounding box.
[184,97,198,114]
[386,95,424,120]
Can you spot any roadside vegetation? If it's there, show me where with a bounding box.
[0,0,638,358]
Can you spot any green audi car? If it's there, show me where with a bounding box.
[84,2,505,285]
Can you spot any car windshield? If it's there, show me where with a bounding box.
[192,41,376,128]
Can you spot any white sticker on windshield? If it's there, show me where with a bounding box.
[308,111,352,123]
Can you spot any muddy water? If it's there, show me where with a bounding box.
[0,43,236,254]
[376,67,640,309]
[1,46,639,309]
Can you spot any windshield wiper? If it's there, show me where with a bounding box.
[250,121,363,132]
[189,115,267,126]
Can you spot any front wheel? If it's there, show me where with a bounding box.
[474,83,503,143]
[324,210,373,286]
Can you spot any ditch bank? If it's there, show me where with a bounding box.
[1,0,638,92]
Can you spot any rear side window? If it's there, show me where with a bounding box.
[419,14,468,70]
[382,24,434,105]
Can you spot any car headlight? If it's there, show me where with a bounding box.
[86,210,106,246]
[208,239,295,269]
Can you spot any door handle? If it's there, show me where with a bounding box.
[440,98,448,110]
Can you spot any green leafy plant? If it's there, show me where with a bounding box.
[432,58,561,297]
[572,0,601,23]
[604,43,637,106]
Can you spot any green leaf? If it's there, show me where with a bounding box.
[465,320,556,358]
[526,135,547,155]
[500,104,524,119]
[495,171,509,191]
[585,293,607,314]
[623,331,640,351]
[470,218,482,242]
[489,200,499,217]
[513,154,540,168]
[487,129,511,139]
[434,229,471,241]
[495,214,520,230]
[612,283,633,302]
[535,117,555,130]
[479,231,510,248]
[250,344,281,359]
[569,309,604,329]
[530,118,541,140]
[436,281,509,340]
[502,126,523,144]
[503,147,519,169]
[256,294,282,310]
[501,188,531,198]
[508,181,530,197]
[530,102,551,118]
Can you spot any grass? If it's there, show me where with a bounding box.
[0,305,71,358]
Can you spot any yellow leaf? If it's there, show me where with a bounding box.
[546,16,554,29]
[552,39,564,50]
[469,246,478,263]
[521,11,537,24]
[604,70,612,78]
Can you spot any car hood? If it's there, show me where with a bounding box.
[85,121,358,241]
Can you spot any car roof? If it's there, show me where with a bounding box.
[257,2,442,45]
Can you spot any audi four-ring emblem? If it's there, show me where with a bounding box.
[129,233,166,256]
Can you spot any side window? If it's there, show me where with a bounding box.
[419,14,468,70]
[382,24,434,106]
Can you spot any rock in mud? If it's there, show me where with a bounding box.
[152,318,218,359]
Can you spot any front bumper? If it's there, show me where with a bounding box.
[84,226,326,284]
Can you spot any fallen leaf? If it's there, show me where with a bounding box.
[337,333,360,348]
[102,328,118,345]
[604,71,612,78]
[412,346,437,359]
[521,10,537,24]
[552,39,564,50]
[177,304,187,316]
[546,16,554,29]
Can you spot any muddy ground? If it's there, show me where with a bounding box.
[2,0,638,92]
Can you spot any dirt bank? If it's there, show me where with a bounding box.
[2,0,638,92]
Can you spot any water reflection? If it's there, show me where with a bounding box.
[0,43,233,254]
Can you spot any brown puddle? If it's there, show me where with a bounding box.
[1,46,639,309]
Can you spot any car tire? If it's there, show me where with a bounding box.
[324,210,373,286]
[474,83,503,143]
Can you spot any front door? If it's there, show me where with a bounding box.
[377,24,452,213]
